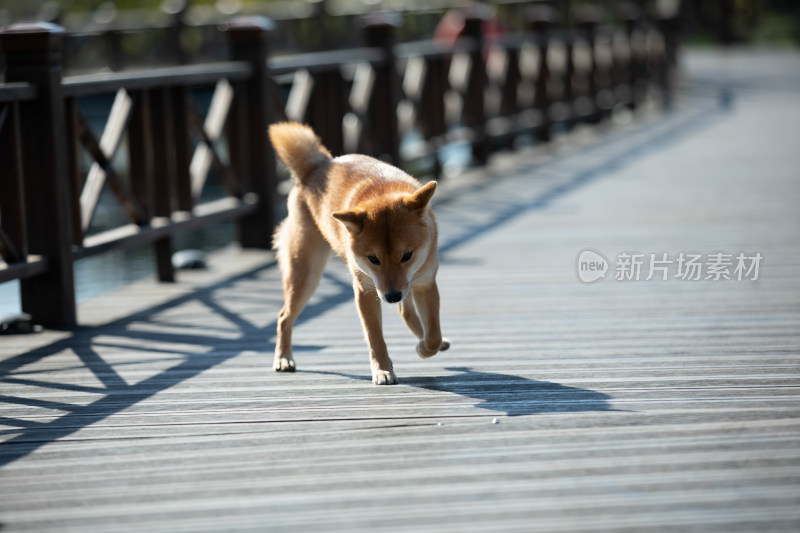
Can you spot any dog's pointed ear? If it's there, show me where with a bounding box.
[404,181,437,214]
[332,209,365,235]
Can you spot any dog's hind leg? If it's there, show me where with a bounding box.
[274,214,330,372]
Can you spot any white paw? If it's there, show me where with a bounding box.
[273,356,296,372]
[372,369,397,385]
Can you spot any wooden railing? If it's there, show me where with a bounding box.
[0,5,678,329]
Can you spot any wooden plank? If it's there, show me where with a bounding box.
[1,50,799,533]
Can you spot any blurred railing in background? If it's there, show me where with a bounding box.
[0,1,679,329]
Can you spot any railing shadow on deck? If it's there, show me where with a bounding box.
[3,259,612,469]
[0,261,275,469]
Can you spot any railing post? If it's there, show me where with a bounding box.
[655,2,681,112]
[227,17,276,249]
[1,23,77,328]
[619,2,642,110]
[527,5,557,143]
[309,70,346,157]
[170,86,193,212]
[361,13,402,165]
[147,88,177,282]
[462,5,490,164]
[129,91,154,221]
[574,5,602,123]
[0,103,26,263]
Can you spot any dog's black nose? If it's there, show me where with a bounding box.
[385,291,403,303]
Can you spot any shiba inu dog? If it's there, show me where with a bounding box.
[268,122,449,385]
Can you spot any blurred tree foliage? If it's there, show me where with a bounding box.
[682,0,798,46]
[3,0,175,13]
[0,0,219,25]
[2,0,797,48]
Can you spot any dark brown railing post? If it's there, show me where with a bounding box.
[527,5,557,143]
[655,2,681,111]
[227,17,276,249]
[129,91,154,222]
[148,88,177,282]
[0,101,26,264]
[361,13,401,165]
[620,2,642,110]
[574,5,601,122]
[170,86,193,213]
[462,5,490,164]
[308,70,346,157]
[1,23,77,328]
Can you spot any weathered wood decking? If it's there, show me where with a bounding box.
[2,50,800,532]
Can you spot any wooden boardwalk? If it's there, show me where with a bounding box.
[2,50,800,532]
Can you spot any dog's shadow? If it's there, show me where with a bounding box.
[302,366,615,417]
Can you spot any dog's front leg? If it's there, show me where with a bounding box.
[355,288,396,385]
[413,282,449,358]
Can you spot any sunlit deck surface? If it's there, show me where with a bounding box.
[2,50,799,532]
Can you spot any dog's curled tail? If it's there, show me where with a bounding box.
[269,122,331,182]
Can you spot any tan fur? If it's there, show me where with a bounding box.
[268,122,449,385]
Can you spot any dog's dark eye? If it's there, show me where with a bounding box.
[367,255,381,265]
[401,251,413,263]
